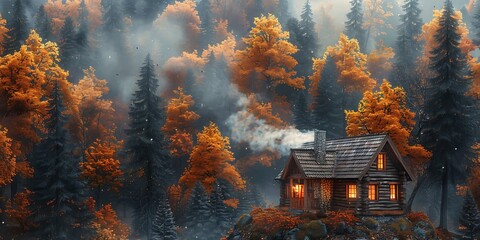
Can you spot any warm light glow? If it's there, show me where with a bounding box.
[368,185,377,200]
[390,184,398,200]
[347,184,357,199]
[378,153,386,170]
[292,184,304,198]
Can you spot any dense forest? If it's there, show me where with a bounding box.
[0,0,479,239]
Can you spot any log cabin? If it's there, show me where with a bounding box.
[276,130,414,216]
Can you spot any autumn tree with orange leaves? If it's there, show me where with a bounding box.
[367,42,395,82]
[0,126,16,186]
[345,81,431,172]
[233,14,304,112]
[86,198,130,240]
[4,189,34,238]
[0,16,8,54]
[163,87,200,157]
[363,0,394,50]
[44,0,102,34]
[179,122,245,194]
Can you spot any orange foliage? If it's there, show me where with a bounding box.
[0,126,16,186]
[167,184,183,213]
[179,122,245,194]
[325,210,359,228]
[345,81,431,171]
[308,57,327,98]
[80,135,124,193]
[4,189,35,235]
[233,14,304,96]
[0,31,73,179]
[201,36,237,64]
[363,0,393,39]
[469,144,480,207]
[469,60,480,101]
[44,0,102,34]
[72,67,115,149]
[246,95,287,128]
[91,203,130,240]
[223,198,239,209]
[214,19,234,43]
[0,15,8,54]
[326,34,376,93]
[163,51,206,94]
[367,42,395,81]
[236,149,281,170]
[406,212,430,223]
[163,87,200,157]
[250,208,300,236]
[155,0,201,52]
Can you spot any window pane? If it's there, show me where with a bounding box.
[347,184,357,198]
[390,184,397,200]
[368,185,377,200]
[378,153,386,170]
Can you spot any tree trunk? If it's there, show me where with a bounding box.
[364,26,372,52]
[406,172,427,213]
[439,165,448,229]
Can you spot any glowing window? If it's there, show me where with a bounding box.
[292,184,304,198]
[368,185,377,200]
[378,153,386,170]
[347,184,357,199]
[390,184,398,200]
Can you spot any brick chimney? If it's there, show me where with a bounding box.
[314,130,326,163]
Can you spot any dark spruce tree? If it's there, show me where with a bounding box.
[59,17,78,82]
[459,190,480,239]
[391,0,422,106]
[152,192,178,240]
[125,54,173,239]
[29,81,92,239]
[472,0,480,46]
[247,0,264,24]
[185,182,213,240]
[4,0,29,55]
[143,0,170,24]
[292,91,311,132]
[198,0,215,50]
[277,0,290,26]
[74,0,91,82]
[35,5,53,42]
[124,0,137,20]
[297,0,318,78]
[210,182,231,237]
[419,0,476,230]
[344,0,366,51]
[311,56,344,138]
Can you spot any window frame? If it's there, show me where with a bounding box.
[390,184,398,201]
[291,179,304,199]
[377,152,386,170]
[346,184,357,199]
[368,184,378,201]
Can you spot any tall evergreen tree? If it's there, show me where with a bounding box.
[472,0,480,46]
[419,0,476,230]
[344,0,366,50]
[297,0,318,78]
[59,17,78,82]
[391,0,422,105]
[4,0,29,54]
[143,0,169,24]
[459,190,480,239]
[125,55,172,239]
[292,91,311,132]
[124,0,137,19]
[311,56,344,138]
[185,182,213,240]
[277,0,290,26]
[29,81,92,239]
[197,0,215,50]
[247,0,264,24]
[210,182,231,237]
[35,5,53,42]
[152,192,177,240]
[74,0,91,82]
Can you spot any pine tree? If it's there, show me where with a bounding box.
[124,0,137,19]
[35,5,52,42]
[152,192,177,240]
[210,182,230,235]
[59,17,78,82]
[460,191,480,239]
[419,0,476,230]
[144,0,170,24]
[293,91,311,132]
[4,0,29,54]
[311,56,344,138]
[344,0,366,50]
[198,0,215,49]
[472,0,480,46]
[391,0,422,104]
[29,81,92,239]
[185,182,213,240]
[297,0,318,78]
[277,0,290,26]
[125,54,172,239]
[74,0,91,83]
[247,0,264,23]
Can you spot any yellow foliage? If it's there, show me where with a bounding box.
[308,57,327,98]
[345,81,431,172]
[233,14,304,95]
[179,122,245,194]
[246,95,287,128]
[201,36,237,64]
[44,0,102,35]
[0,126,16,186]
[367,42,395,81]
[163,51,206,94]
[91,203,130,240]
[363,0,394,38]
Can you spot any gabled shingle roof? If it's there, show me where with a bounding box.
[279,134,413,180]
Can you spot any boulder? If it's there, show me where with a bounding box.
[334,221,353,235]
[305,220,327,239]
[363,217,380,231]
[414,221,436,239]
[236,214,253,228]
[284,228,299,240]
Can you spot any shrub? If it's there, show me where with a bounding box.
[406,211,429,223]
[325,210,359,228]
[250,208,300,236]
